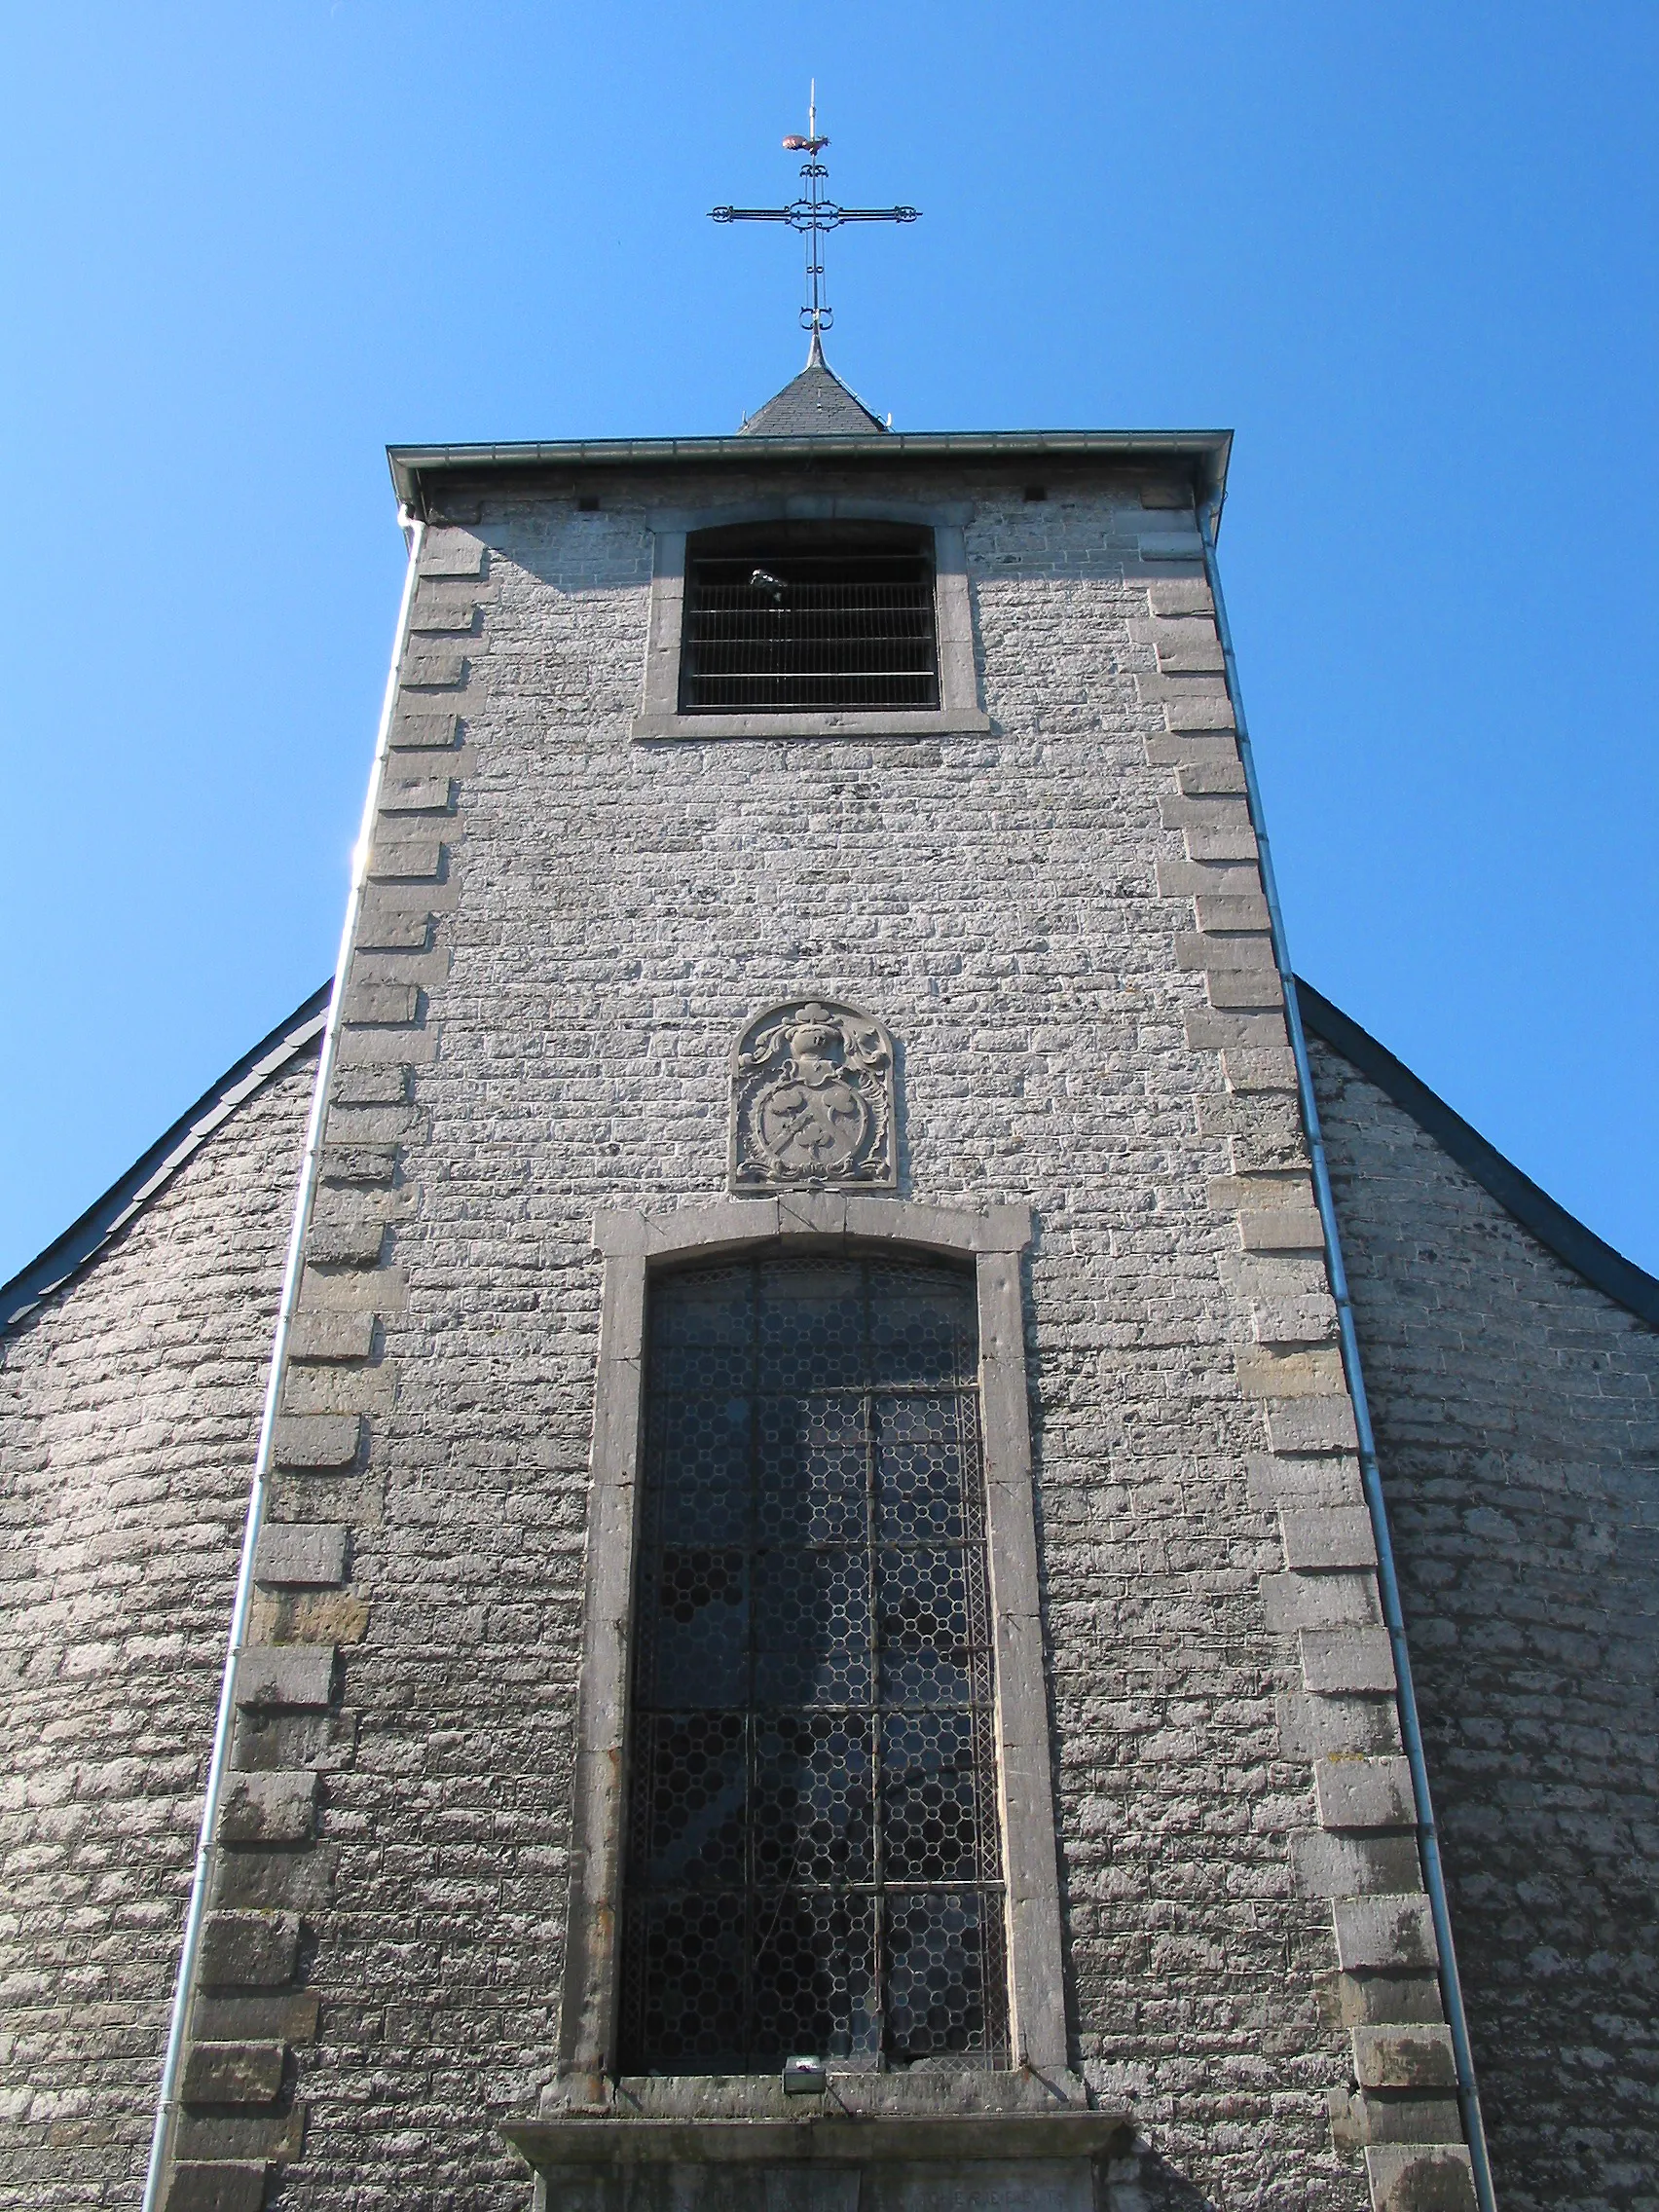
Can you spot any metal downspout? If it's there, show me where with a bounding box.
[1195,497,1498,2212]
[141,506,427,2211]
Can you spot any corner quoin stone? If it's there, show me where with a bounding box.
[254,1523,350,1588]
[1300,1626,1397,1694]
[1280,1505,1378,1569]
[1314,1753,1415,1829]
[161,2164,272,2212]
[1334,1894,1440,1973]
[1352,2022,1459,2091]
[217,1770,318,1847]
[1363,2143,1478,2212]
[199,1912,302,1988]
[273,1414,362,1470]
[181,2041,285,2107]
[235,1644,335,1711]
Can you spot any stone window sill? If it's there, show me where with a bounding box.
[543,2069,1095,2122]
[632,708,992,743]
[503,2101,1127,2173]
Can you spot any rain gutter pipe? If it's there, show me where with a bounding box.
[141,506,427,2212]
[1196,497,1498,2212]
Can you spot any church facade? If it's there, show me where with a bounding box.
[2,354,1654,2212]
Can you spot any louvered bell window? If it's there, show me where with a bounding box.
[679,523,940,714]
[619,1253,1008,2074]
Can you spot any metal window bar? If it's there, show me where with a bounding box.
[618,1254,1008,2075]
[680,540,940,713]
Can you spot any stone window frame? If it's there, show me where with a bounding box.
[557,1193,1068,2101]
[631,498,992,742]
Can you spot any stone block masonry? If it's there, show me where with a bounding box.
[178,465,1429,2212]
[33,453,1629,2209]
[1312,1034,1659,2212]
[7,434,1634,2207]
[0,1044,318,2211]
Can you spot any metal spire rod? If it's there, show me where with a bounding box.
[710,82,919,350]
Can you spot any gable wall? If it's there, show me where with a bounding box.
[0,1049,317,2210]
[1310,1034,1659,2212]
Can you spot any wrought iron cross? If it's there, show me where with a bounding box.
[710,84,919,344]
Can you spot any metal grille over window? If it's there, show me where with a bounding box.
[679,524,940,713]
[620,1253,1008,2075]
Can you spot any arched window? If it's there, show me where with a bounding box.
[618,1251,1008,2073]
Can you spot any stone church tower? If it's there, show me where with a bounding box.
[2,347,1655,2212]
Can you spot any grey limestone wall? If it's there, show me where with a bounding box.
[1311,1036,1659,2212]
[0,1048,317,2208]
[175,475,1460,2212]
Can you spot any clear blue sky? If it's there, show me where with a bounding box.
[3,2,1655,1280]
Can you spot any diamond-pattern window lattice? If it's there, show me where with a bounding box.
[619,1253,1008,2074]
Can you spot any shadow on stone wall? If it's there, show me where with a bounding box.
[1102,2143,1221,2210]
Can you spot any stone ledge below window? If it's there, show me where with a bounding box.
[631,708,994,743]
[502,2102,1129,2212]
[543,2069,1099,2121]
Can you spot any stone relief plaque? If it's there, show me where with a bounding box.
[729,1000,897,1194]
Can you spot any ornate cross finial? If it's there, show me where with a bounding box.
[710,83,919,356]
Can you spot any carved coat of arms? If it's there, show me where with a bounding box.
[729,1001,897,1193]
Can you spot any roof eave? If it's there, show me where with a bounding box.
[387,428,1234,522]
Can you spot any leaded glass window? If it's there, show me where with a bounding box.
[618,1252,1008,2074]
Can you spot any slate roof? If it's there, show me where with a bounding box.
[1293,979,1659,1325]
[0,984,330,1333]
[740,337,886,437]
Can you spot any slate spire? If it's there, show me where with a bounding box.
[740,335,887,437]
